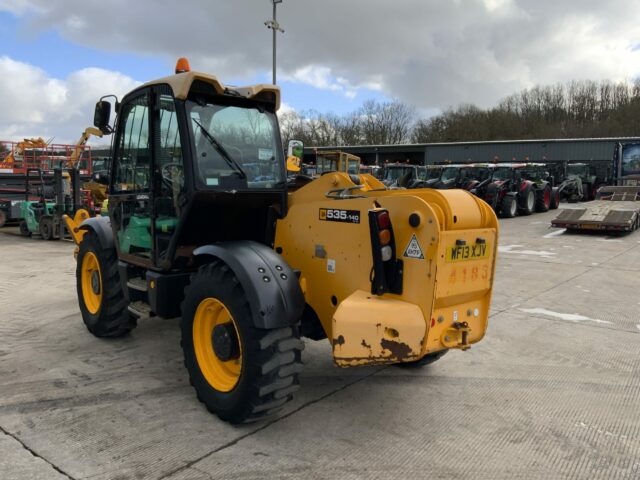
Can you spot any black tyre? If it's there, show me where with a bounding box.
[518,184,535,215]
[499,195,517,218]
[76,231,135,337]
[40,217,54,240]
[0,210,6,228]
[582,183,592,202]
[181,261,304,424]
[535,185,551,212]
[395,350,448,368]
[19,221,30,237]
[549,187,560,210]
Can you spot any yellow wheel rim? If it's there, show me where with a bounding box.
[81,252,102,314]
[193,297,242,392]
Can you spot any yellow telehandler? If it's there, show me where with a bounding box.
[65,59,498,424]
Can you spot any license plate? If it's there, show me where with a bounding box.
[446,243,490,262]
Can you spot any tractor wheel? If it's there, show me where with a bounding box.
[19,221,30,237]
[0,210,6,228]
[549,187,560,210]
[500,196,517,218]
[181,261,304,424]
[395,350,448,368]
[40,218,54,240]
[519,184,536,215]
[76,231,136,337]
[582,183,592,202]
[535,185,551,212]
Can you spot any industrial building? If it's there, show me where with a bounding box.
[303,137,640,166]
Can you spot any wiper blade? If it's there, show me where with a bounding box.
[192,119,246,179]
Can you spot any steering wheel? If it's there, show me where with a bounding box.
[161,162,184,190]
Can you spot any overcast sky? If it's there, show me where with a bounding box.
[1,0,640,143]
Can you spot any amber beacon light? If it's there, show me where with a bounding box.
[175,57,191,74]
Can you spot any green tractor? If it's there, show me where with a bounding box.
[557,163,598,202]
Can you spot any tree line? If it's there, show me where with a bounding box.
[279,79,640,147]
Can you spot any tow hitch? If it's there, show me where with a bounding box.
[441,321,471,350]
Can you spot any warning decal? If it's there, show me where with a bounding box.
[403,234,425,259]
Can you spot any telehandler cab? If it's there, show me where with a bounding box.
[65,59,499,424]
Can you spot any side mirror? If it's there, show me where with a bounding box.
[92,172,110,186]
[94,100,111,133]
[288,140,304,160]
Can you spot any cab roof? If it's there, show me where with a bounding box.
[141,71,281,110]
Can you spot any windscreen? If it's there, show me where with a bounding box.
[567,164,588,176]
[187,100,284,189]
[440,167,459,181]
[316,154,339,174]
[426,167,441,180]
[462,167,491,181]
[492,167,512,180]
[620,144,640,177]
[384,166,412,181]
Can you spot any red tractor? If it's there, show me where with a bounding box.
[482,163,558,218]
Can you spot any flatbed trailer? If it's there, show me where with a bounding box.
[551,186,640,232]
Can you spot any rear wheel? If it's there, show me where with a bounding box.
[395,350,448,368]
[181,261,304,424]
[582,183,592,201]
[535,185,551,212]
[76,231,136,337]
[40,217,54,240]
[519,185,535,215]
[19,221,30,236]
[0,210,6,228]
[500,196,517,218]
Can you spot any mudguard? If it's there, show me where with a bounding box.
[193,241,305,329]
[79,215,114,249]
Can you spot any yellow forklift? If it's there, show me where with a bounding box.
[65,59,499,423]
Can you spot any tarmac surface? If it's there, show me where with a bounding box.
[1,210,639,480]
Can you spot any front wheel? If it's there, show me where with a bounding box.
[76,231,136,337]
[500,196,517,218]
[40,217,54,240]
[519,185,536,215]
[535,185,551,212]
[549,187,560,210]
[19,221,30,237]
[180,261,304,424]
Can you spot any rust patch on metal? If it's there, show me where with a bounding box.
[380,338,413,360]
[360,339,371,349]
[332,335,345,350]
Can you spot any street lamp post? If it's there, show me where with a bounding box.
[264,0,284,85]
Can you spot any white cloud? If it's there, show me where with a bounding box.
[280,65,372,99]
[2,0,640,114]
[0,56,139,144]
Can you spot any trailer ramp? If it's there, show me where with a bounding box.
[551,186,640,232]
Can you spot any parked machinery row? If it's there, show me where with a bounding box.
[380,161,608,218]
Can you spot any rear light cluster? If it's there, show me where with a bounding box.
[368,208,403,296]
[376,211,393,261]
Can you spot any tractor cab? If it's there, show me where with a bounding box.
[92,64,287,270]
[315,151,361,175]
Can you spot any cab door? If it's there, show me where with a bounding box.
[109,89,154,266]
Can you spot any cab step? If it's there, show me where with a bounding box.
[127,277,148,292]
[127,301,154,319]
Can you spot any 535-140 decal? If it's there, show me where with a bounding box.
[319,208,361,224]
